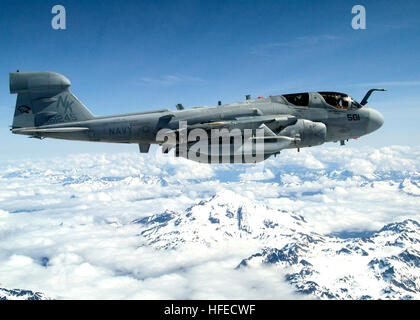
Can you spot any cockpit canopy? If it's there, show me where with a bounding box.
[283,93,309,106]
[280,92,363,110]
[318,92,363,110]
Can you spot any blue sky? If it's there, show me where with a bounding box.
[0,0,419,158]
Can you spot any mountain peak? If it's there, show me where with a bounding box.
[132,191,420,299]
[238,218,420,299]
[0,287,49,300]
[378,219,420,234]
[134,191,308,249]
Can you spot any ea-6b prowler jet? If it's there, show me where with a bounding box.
[9,71,384,163]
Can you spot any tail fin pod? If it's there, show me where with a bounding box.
[10,71,94,128]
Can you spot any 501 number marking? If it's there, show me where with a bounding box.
[347,114,360,121]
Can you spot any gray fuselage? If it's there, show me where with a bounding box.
[22,92,382,147]
[9,71,384,163]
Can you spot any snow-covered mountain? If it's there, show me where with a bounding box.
[1,147,420,299]
[0,287,49,300]
[400,178,420,197]
[238,219,420,300]
[134,191,420,300]
[133,190,314,250]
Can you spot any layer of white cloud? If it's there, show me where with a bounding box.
[0,145,419,299]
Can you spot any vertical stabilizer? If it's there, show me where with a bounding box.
[9,71,95,128]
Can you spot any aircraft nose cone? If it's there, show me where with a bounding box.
[367,108,384,133]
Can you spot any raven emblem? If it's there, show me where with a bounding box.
[17,105,31,114]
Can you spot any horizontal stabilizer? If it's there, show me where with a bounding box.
[12,127,89,134]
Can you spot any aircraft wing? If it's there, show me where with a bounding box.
[159,114,299,155]
[188,114,296,130]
